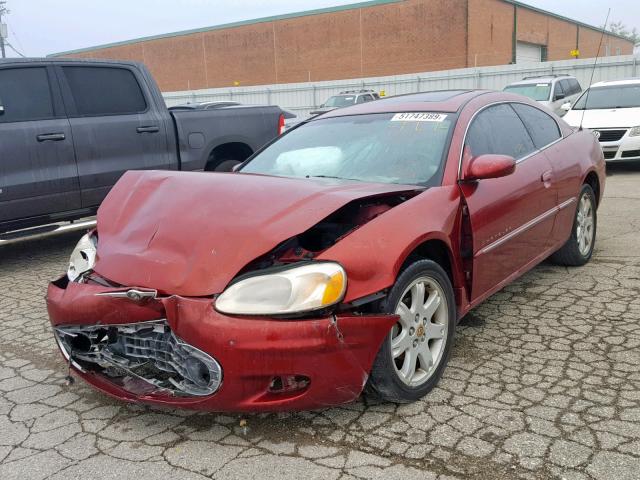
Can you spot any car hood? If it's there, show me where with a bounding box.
[93,170,421,296]
[563,107,640,129]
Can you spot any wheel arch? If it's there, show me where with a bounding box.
[205,142,254,171]
[583,170,601,207]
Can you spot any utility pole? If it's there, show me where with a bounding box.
[0,1,7,58]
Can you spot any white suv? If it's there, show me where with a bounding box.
[503,75,582,116]
[563,78,640,162]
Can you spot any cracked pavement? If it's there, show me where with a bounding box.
[1,164,639,480]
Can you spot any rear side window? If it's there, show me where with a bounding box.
[560,79,572,95]
[62,66,147,116]
[0,67,54,123]
[553,81,565,99]
[512,103,561,149]
[465,104,535,160]
[570,79,582,94]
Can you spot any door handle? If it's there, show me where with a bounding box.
[36,133,66,142]
[541,170,553,187]
[136,126,160,133]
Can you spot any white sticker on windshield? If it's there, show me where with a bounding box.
[536,83,548,87]
[391,112,447,122]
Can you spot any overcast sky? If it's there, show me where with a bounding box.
[2,0,639,58]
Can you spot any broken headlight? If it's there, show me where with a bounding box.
[215,262,347,315]
[67,232,97,282]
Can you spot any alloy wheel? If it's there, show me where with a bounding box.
[576,192,594,256]
[390,276,449,387]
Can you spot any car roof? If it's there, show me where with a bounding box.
[506,76,576,86]
[591,78,640,88]
[0,57,141,67]
[318,90,489,118]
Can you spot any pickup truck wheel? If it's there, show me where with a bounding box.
[550,184,596,266]
[367,260,456,403]
[213,159,241,172]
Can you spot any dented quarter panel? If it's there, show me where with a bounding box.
[93,170,422,296]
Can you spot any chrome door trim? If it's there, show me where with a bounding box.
[476,196,576,256]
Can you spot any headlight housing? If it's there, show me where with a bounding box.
[215,262,347,315]
[67,232,97,282]
[629,126,640,137]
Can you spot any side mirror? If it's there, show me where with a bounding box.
[561,102,572,111]
[554,92,565,101]
[465,154,516,181]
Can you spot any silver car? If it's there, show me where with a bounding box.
[503,75,582,116]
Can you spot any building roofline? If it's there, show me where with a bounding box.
[502,0,632,42]
[48,0,632,58]
[48,0,403,57]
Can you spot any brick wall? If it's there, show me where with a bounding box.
[61,0,634,91]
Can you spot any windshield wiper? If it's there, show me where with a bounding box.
[306,175,363,182]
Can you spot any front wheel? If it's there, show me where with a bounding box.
[550,184,597,266]
[367,260,456,403]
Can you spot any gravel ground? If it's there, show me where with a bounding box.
[0,164,639,480]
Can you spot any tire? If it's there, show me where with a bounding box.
[367,260,456,403]
[549,184,597,266]
[212,159,241,172]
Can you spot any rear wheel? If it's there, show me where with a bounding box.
[367,260,456,403]
[212,159,241,172]
[550,184,596,266]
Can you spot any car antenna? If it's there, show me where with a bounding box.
[579,8,611,131]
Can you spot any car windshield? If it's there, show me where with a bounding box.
[323,95,356,107]
[572,84,640,110]
[503,83,551,101]
[240,113,455,186]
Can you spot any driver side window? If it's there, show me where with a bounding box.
[465,104,535,160]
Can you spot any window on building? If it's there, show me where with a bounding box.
[62,66,147,116]
[0,67,54,123]
[465,104,535,160]
[512,103,561,149]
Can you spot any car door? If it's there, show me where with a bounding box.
[0,64,80,226]
[459,103,557,303]
[56,64,174,208]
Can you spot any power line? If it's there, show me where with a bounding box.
[6,41,24,57]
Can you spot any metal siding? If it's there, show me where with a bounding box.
[163,55,639,118]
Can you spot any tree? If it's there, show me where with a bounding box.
[607,20,640,44]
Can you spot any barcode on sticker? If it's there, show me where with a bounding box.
[391,112,447,122]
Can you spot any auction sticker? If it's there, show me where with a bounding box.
[391,112,447,122]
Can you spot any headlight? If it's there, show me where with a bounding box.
[629,126,640,137]
[67,232,97,282]
[215,262,347,315]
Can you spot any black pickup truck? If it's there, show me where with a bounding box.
[0,58,290,238]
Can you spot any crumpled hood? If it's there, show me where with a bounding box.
[94,170,420,296]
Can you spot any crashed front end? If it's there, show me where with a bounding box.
[46,170,426,411]
[47,277,395,411]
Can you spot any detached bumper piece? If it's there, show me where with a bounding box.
[54,320,222,397]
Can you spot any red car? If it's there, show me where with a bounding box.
[47,90,604,411]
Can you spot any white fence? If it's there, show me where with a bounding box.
[163,55,640,118]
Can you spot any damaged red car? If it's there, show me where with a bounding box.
[47,90,605,411]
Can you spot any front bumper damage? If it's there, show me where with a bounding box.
[47,278,397,412]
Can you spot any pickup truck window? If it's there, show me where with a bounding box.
[0,67,54,123]
[62,66,147,116]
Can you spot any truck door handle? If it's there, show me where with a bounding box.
[36,133,66,142]
[136,126,160,133]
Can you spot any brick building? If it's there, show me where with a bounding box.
[52,0,634,92]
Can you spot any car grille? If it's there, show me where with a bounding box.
[621,149,640,158]
[603,150,618,160]
[595,129,627,142]
[54,320,222,397]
